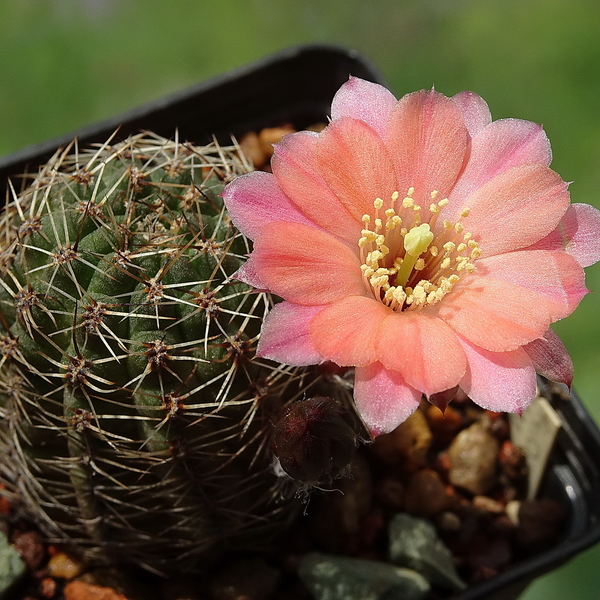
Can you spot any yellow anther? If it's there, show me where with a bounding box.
[403,197,414,209]
[376,234,386,246]
[400,227,408,236]
[407,187,415,196]
[362,214,371,223]
[455,222,464,233]
[440,258,451,270]
[438,198,449,207]
[427,291,438,304]
[449,274,460,283]
[380,244,390,256]
[415,258,425,271]
[465,263,476,273]
[468,239,478,248]
[431,190,439,200]
[385,208,396,217]
[391,191,400,201]
[429,203,440,214]
[457,243,467,252]
[471,248,482,259]
[443,220,453,230]
[460,208,471,218]
[443,241,456,252]
[429,245,439,257]
[358,238,367,248]
[463,232,472,240]
[374,198,384,210]
[375,218,383,230]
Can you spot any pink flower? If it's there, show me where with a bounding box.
[222,78,600,436]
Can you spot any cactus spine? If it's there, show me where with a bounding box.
[0,132,325,572]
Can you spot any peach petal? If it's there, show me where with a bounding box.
[458,164,570,256]
[445,119,552,221]
[523,328,574,388]
[252,221,364,305]
[451,91,492,136]
[459,337,536,414]
[331,76,397,139]
[478,250,588,321]
[354,362,422,436]
[385,90,469,207]
[256,302,324,366]
[528,203,600,268]
[376,312,466,397]
[308,295,390,367]
[435,276,551,352]
[221,171,315,241]
[316,117,398,221]
[271,131,361,244]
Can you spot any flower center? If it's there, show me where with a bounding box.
[358,188,480,311]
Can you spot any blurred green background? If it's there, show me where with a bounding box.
[0,0,598,598]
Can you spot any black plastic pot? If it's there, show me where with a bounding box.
[1,44,599,600]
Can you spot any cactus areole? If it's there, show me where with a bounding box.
[0,133,344,572]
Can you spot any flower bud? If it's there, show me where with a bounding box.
[273,396,359,483]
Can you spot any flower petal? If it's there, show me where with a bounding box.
[308,295,390,367]
[252,221,364,305]
[385,89,469,207]
[435,276,551,352]
[331,77,397,138]
[478,250,588,321]
[451,91,492,136]
[376,311,466,397]
[523,328,574,388]
[459,164,570,256]
[271,131,361,244]
[459,337,537,414]
[256,302,324,366]
[234,255,267,290]
[528,203,600,268]
[354,362,422,436]
[446,119,552,221]
[316,117,399,221]
[221,171,315,241]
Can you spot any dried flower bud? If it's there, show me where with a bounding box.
[273,397,359,483]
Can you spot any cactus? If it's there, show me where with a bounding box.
[0,132,343,572]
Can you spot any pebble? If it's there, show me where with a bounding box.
[448,422,499,495]
[12,529,45,571]
[209,557,281,600]
[403,469,450,518]
[64,581,130,600]
[0,531,26,598]
[374,477,405,511]
[47,551,85,580]
[516,499,567,553]
[298,551,430,600]
[388,513,467,591]
[472,495,505,515]
[370,410,432,470]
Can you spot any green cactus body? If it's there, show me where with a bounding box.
[0,133,318,571]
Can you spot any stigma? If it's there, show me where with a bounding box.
[358,188,479,311]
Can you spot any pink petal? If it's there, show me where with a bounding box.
[451,91,492,136]
[221,171,315,241]
[376,311,466,397]
[385,89,469,207]
[459,337,537,414]
[478,250,588,321]
[445,119,552,221]
[331,76,397,138]
[316,117,399,222]
[271,131,362,244]
[308,295,390,367]
[458,164,570,257]
[252,221,364,305]
[256,302,324,366]
[528,203,600,268]
[234,255,267,290]
[354,362,422,436]
[523,328,573,388]
[435,276,551,352]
